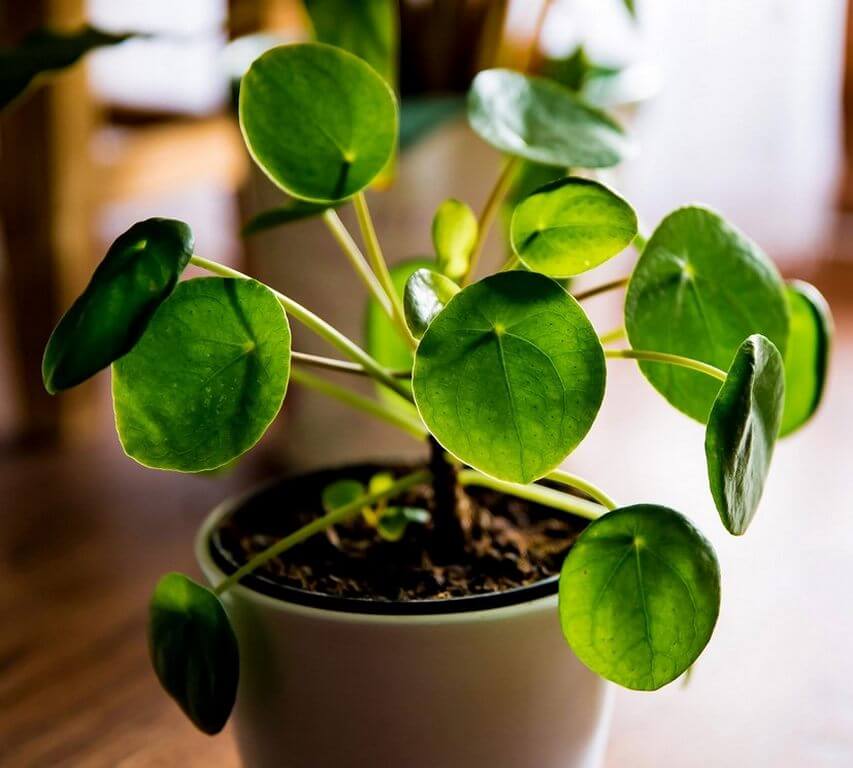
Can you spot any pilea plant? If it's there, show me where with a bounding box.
[42,41,831,733]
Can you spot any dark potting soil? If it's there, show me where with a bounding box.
[211,464,588,602]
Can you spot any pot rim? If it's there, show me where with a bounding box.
[196,468,567,623]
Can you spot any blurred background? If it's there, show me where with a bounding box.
[1,0,852,766]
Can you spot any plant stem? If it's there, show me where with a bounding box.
[189,255,412,401]
[352,192,417,348]
[598,326,626,345]
[428,437,464,556]
[458,470,607,521]
[214,469,432,596]
[545,469,617,510]
[463,156,521,285]
[606,348,727,382]
[291,367,427,440]
[291,351,410,378]
[499,254,520,271]
[633,231,648,252]
[321,209,393,318]
[573,276,629,302]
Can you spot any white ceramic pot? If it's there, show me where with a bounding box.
[196,480,613,768]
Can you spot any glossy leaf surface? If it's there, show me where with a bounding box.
[113,278,291,472]
[413,272,605,483]
[625,206,789,422]
[432,198,477,281]
[467,69,631,169]
[779,281,832,437]
[239,43,397,202]
[43,218,193,393]
[403,268,460,339]
[149,573,238,734]
[510,177,637,277]
[560,504,720,690]
[706,335,784,535]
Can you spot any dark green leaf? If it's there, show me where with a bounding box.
[304,0,397,86]
[432,198,477,281]
[239,43,397,202]
[148,573,238,734]
[113,277,291,472]
[1,25,132,110]
[43,218,193,393]
[779,281,832,437]
[706,335,785,535]
[242,200,337,236]
[322,478,366,512]
[539,46,618,94]
[623,0,637,18]
[559,504,720,690]
[399,96,464,150]
[467,69,631,169]
[625,206,789,422]
[413,272,605,483]
[377,506,430,541]
[403,268,460,339]
[510,177,637,277]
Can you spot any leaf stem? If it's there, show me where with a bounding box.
[213,469,432,595]
[573,276,630,302]
[606,348,727,382]
[189,255,413,401]
[598,326,626,345]
[291,351,410,378]
[321,209,394,318]
[463,155,521,285]
[290,367,427,440]
[546,469,617,510]
[458,470,607,521]
[633,231,648,252]
[352,192,417,348]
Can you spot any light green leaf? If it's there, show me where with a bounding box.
[403,268,460,339]
[322,478,366,513]
[113,277,291,472]
[413,271,605,483]
[432,198,477,281]
[706,335,784,535]
[467,69,631,169]
[510,177,637,277]
[1,25,133,110]
[43,218,193,393]
[242,199,337,236]
[625,206,789,422]
[148,573,239,734]
[239,43,397,203]
[304,0,397,86]
[559,504,720,691]
[377,506,431,541]
[780,280,832,437]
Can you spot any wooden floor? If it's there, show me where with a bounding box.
[1,258,852,767]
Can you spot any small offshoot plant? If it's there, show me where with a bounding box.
[42,42,832,734]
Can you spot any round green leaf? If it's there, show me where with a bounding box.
[432,198,477,281]
[413,271,605,483]
[42,218,193,393]
[377,506,430,541]
[149,573,239,735]
[322,478,365,512]
[510,177,637,277]
[559,504,721,691]
[239,42,397,203]
[625,206,789,422]
[113,277,291,472]
[779,280,832,437]
[705,334,784,535]
[403,268,460,339]
[467,69,631,169]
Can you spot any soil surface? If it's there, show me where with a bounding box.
[212,464,588,602]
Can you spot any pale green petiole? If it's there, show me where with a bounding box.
[546,469,617,510]
[598,326,626,345]
[605,348,727,382]
[213,469,432,595]
[188,255,413,401]
[291,351,410,378]
[573,276,630,302]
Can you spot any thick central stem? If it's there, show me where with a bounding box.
[428,436,465,557]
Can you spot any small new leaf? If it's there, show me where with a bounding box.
[510,177,637,277]
[559,504,721,690]
[432,198,478,281]
[403,268,460,339]
[322,478,366,513]
[705,334,785,535]
[377,506,430,541]
[43,218,193,393]
[148,573,239,734]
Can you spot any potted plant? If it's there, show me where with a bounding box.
[41,37,832,768]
